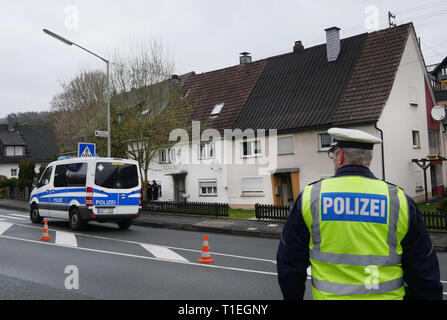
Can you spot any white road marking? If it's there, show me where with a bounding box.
[140,243,188,262]
[8,213,28,218]
[55,230,78,247]
[5,221,278,264]
[0,234,277,276]
[4,215,27,220]
[0,222,13,235]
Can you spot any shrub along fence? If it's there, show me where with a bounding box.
[255,203,291,221]
[143,200,229,217]
[420,210,447,232]
[0,187,30,201]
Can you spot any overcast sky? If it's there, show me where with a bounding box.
[1,0,446,119]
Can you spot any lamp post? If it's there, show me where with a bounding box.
[43,29,111,158]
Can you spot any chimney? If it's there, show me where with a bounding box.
[7,115,15,132]
[239,52,252,65]
[293,41,304,53]
[325,27,341,62]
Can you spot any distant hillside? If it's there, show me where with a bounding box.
[8,111,54,128]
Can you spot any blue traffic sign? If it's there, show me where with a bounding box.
[78,142,96,157]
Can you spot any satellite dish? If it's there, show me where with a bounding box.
[431,105,445,121]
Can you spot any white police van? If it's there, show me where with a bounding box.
[29,157,141,230]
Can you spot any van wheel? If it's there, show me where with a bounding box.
[117,219,132,230]
[30,205,43,224]
[69,208,84,231]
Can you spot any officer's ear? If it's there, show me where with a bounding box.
[336,148,345,165]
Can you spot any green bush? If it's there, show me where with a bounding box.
[18,159,36,191]
[0,178,18,189]
[438,198,447,213]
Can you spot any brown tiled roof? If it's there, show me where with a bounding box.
[330,24,411,125]
[183,60,267,133]
[234,23,412,131]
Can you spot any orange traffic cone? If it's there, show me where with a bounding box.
[40,219,51,241]
[198,234,214,263]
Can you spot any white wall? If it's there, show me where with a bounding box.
[377,29,431,200]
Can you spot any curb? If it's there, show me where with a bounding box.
[132,219,281,239]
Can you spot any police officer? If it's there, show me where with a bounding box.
[277,127,443,300]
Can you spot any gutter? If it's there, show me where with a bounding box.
[375,122,385,180]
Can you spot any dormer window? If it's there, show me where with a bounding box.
[5,145,24,157]
[210,103,224,118]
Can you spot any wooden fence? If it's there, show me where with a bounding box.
[143,200,229,217]
[421,211,447,232]
[255,203,291,221]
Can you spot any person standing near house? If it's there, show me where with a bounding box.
[152,180,159,201]
[277,127,443,300]
[147,181,153,202]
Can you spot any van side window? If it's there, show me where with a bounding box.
[54,163,87,187]
[38,166,53,188]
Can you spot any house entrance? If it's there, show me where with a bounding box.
[270,169,300,207]
[173,174,186,202]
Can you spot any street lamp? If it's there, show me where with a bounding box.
[43,29,111,158]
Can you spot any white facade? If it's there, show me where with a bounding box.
[145,27,437,207]
[0,163,43,179]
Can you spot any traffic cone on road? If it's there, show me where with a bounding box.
[40,219,51,241]
[198,234,214,263]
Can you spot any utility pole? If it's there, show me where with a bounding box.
[388,11,396,28]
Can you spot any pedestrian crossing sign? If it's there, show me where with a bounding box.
[78,143,96,157]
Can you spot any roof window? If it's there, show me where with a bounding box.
[210,103,224,118]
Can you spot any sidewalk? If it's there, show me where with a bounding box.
[0,198,446,252]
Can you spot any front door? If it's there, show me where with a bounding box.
[173,175,186,202]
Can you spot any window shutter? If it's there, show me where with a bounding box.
[241,177,263,193]
[278,136,293,155]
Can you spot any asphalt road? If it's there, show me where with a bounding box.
[0,208,445,300]
[0,208,283,300]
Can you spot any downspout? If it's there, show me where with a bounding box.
[375,122,385,181]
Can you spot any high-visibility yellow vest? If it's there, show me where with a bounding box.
[301,176,409,300]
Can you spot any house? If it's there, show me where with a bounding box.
[148,22,440,207]
[0,116,58,178]
[427,56,447,196]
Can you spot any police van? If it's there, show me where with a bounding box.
[29,157,141,230]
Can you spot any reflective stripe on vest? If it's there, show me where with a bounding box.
[308,180,401,266]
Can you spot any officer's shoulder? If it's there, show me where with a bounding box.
[307,179,324,186]
[382,179,406,191]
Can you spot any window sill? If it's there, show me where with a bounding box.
[241,193,265,197]
[199,194,218,197]
[278,152,295,156]
[242,154,262,159]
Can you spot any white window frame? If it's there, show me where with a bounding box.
[241,176,264,195]
[159,149,170,164]
[414,169,424,191]
[409,86,418,106]
[199,142,216,160]
[198,179,218,197]
[11,168,17,177]
[241,140,262,158]
[277,135,294,155]
[318,133,334,151]
[210,103,224,118]
[412,130,421,149]
[5,145,24,157]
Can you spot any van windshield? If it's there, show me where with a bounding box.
[95,162,139,189]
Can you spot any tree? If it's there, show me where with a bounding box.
[50,70,108,155]
[110,40,191,200]
[18,159,36,191]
